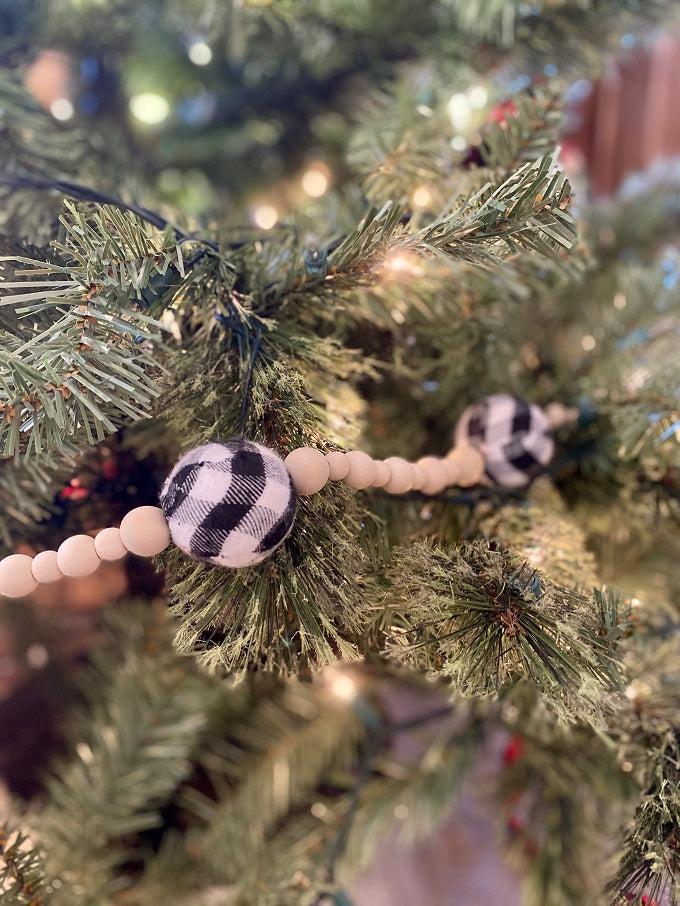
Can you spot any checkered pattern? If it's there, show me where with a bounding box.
[455,395,554,488]
[160,440,296,569]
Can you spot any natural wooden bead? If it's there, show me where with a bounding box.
[31,550,63,584]
[343,451,377,490]
[371,461,392,488]
[410,463,426,491]
[326,451,350,481]
[544,402,579,431]
[383,457,414,494]
[0,554,38,598]
[57,535,101,578]
[120,506,171,557]
[285,447,330,495]
[416,457,450,495]
[446,444,485,487]
[95,527,128,561]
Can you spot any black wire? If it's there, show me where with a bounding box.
[0,172,218,250]
[238,323,265,436]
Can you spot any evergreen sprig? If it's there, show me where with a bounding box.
[383,539,622,721]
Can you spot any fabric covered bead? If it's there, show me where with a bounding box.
[95,527,128,561]
[383,457,414,494]
[57,535,101,578]
[343,451,377,490]
[326,451,350,481]
[454,394,553,488]
[445,445,485,487]
[0,554,38,598]
[371,460,392,488]
[160,441,296,569]
[120,506,171,558]
[31,550,62,584]
[285,447,330,496]
[416,457,450,495]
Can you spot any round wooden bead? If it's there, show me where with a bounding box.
[285,447,330,496]
[416,457,450,495]
[57,535,101,578]
[383,457,414,495]
[410,463,426,491]
[343,451,377,490]
[371,461,392,488]
[326,451,350,481]
[120,506,171,557]
[95,527,128,561]
[0,554,38,598]
[446,444,485,487]
[31,550,63,584]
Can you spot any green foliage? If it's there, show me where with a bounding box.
[0,827,50,906]
[36,603,214,903]
[383,539,623,722]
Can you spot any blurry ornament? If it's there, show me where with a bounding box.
[502,735,525,766]
[454,395,554,488]
[488,98,518,125]
[24,50,72,110]
[160,441,296,569]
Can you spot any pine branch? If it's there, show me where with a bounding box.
[0,827,51,906]
[35,603,215,904]
[382,539,623,723]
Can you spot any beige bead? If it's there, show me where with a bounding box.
[57,535,101,578]
[0,554,38,598]
[343,451,377,490]
[383,457,415,494]
[416,457,450,495]
[285,447,330,496]
[410,463,426,491]
[120,506,171,557]
[544,402,579,431]
[95,527,128,561]
[446,444,485,487]
[371,460,392,488]
[31,550,63,584]
[326,451,350,481]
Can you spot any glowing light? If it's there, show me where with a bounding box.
[129,92,170,125]
[188,40,213,66]
[630,597,642,608]
[468,85,488,109]
[613,292,627,310]
[581,334,596,351]
[393,803,410,820]
[50,97,74,121]
[301,166,329,197]
[447,92,470,129]
[451,135,467,152]
[252,204,279,230]
[310,802,328,818]
[412,185,433,209]
[26,643,49,669]
[327,669,358,702]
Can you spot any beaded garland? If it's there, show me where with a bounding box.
[0,395,577,596]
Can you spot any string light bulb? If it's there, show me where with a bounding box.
[325,668,358,701]
[188,40,212,66]
[129,92,170,125]
[301,164,330,197]
[50,98,74,121]
[468,85,488,109]
[412,185,433,209]
[447,92,470,129]
[252,204,279,230]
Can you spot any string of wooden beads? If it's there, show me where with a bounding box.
[0,506,171,599]
[283,444,485,497]
[0,395,579,593]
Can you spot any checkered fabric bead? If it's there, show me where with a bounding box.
[159,440,296,569]
[454,395,554,488]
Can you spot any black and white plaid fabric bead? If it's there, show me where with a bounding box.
[455,394,554,488]
[160,440,296,568]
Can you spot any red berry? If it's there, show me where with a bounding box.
[503,735,524,765]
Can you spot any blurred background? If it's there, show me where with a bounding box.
[1,3,680,902]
